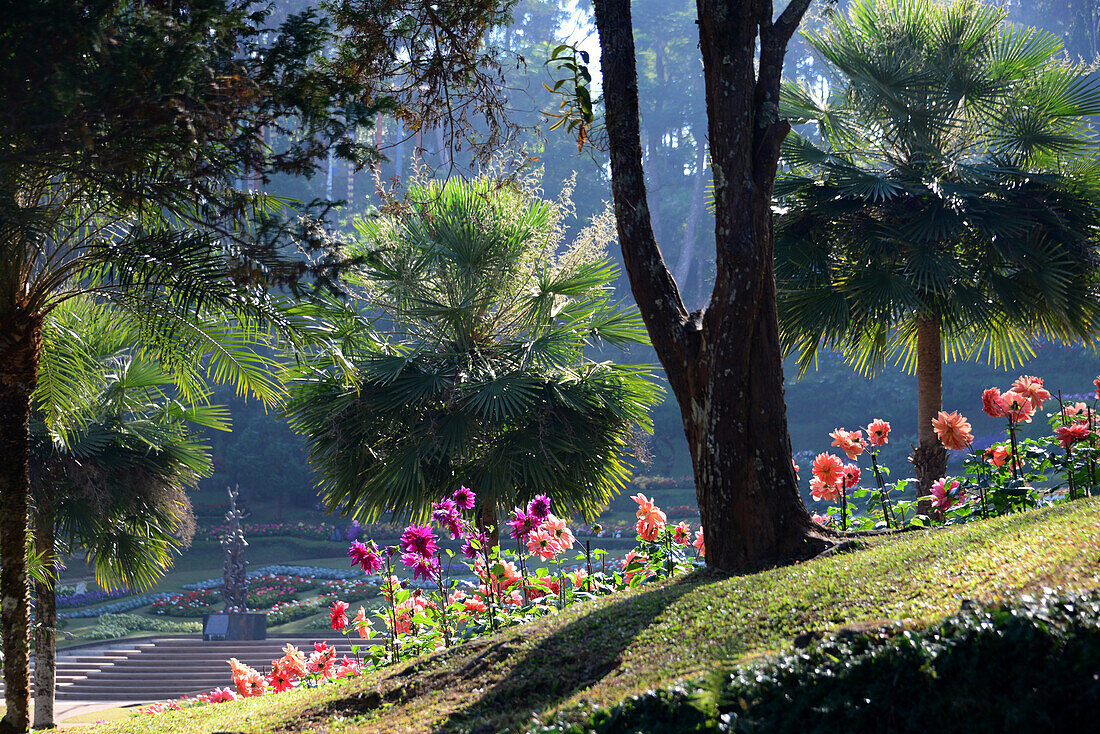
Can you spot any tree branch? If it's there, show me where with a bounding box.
[773,0,815,44]
[593,0,690,366]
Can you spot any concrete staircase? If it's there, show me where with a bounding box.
[7,636,372,702]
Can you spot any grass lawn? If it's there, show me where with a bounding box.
[62,497,1100,734]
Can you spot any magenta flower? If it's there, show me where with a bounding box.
[348,540,382,575]
[527,494,551,520]
[452,486,476,510]
[461,530,490,558]
[507,508,537,540]
[444,516,465,540]
[402,552,439,581]
[432,498,459,524]
[399,525,439,558]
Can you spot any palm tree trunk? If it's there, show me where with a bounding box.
[478,502,499,549]
[913,315,946,513]
[0,310,42,734]
[32,490,56,730]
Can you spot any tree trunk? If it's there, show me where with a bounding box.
[478,502,499,548]
[32,490,56,730]
[594,0,827,573]
[913,316,946,512]
[0,309,42,734]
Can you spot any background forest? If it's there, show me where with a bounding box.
[203,0,1100,517]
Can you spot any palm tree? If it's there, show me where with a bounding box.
[28,298,222,727]
[286,178,662,536]
[774,0,1100,499]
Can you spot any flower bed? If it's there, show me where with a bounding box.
[181,565,358,592]
[317,578,377,603]
[58,593,170,620]
[267,599,326,626]
[150,590,222,617]
[55,587,131,609]
[247,584,300,608]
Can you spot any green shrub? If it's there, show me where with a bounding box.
[539,591,1100,733]
[84,613,202,640]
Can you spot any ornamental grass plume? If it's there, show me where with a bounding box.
[1012,375,1051,411]
[865,419,890,446]
[812,453,845,485]
[829,428,865,460]
[932,411,974,450]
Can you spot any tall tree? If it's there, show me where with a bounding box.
[29,299,217,728]
[286,177,661,537]
[775,0,1100,499]
[0,3,375,727]
[592,0,833,572]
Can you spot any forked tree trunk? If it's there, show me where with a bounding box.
[0,309,42,734]
[32,491,57,730]
[594,0,827,573]
[913,316,946,512]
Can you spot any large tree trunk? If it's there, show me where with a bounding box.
[32,491,56,730]
[913,316,946,512]
[594,0,827,573]
[0,309,42,734]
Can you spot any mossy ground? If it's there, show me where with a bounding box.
[59,499,1100,734]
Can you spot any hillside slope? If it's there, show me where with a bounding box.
[78,499,1100,734]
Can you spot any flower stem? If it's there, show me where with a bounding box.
[870,450,892,528]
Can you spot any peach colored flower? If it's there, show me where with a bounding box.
[527,528,560,560]
[792,459,800,476]
[630,493,658,520]
[841,463,861,489]
[541,514,576,550]
[985,444,1011,468]
[693,527,705,558]
[812,513,831,526]
[865,419,890,446]
[829,428,865,460]
[568,569,588,588]
[982,387,1008,418]
[810,477,840,502]
[1094,375,1100,400]
[672,521,691,546]
[352,606,372,639]
[812,453,845,486]
[932,411,973,451]
[635,518,662,542]
[1062,401,1089,418]
[1012,375,1051,411]
[997,391,1035,423]
[1055,422,1091,449]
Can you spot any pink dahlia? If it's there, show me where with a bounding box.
[348,540,382,575]
[841,463,861,489]
[508,507,537,540]
[930,478,964,512]
[829,428,865,460]
[527,494,552,520]
[693,527,705,558]
[399,524,439,558]
[810,477,840,502]
[453,485,476,510]
[672,521,691,546]
[997,391,1035,423]
[329,600,349,631]
[527,528,560,561]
